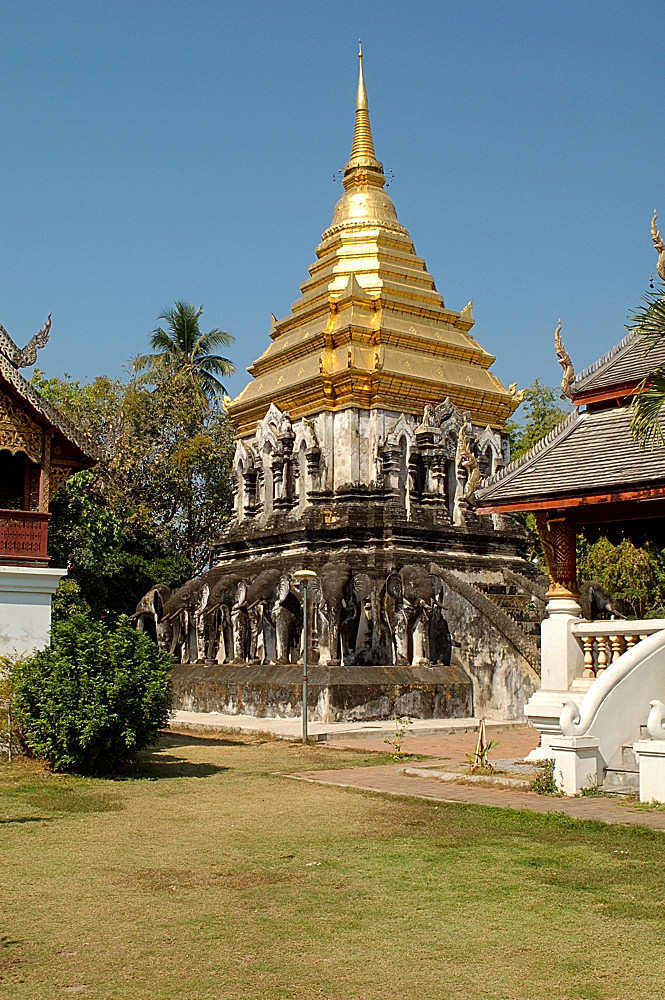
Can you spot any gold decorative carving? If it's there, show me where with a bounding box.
[554,320,575,400]
[508,383,526,403]
[535,511,578,598]
[651,210,665,282]
[0,391,43,463]
[49,464,74,502]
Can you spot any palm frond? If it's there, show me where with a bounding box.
[630,368,665,447]
[629,283,665,347]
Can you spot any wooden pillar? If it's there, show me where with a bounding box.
[534,511,578,599]
[38,431,52,513]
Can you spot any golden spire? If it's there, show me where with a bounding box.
[344,41,384,183]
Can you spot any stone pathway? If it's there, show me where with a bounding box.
[289,761,665,830]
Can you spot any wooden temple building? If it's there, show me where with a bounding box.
[0,315,95,655]
[477,301,665,794]
[477,325,665,598]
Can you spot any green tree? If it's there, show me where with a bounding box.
[629,282,665,446]
[577,536,665,619]
[34,372,234,611]
[134,301,235,401]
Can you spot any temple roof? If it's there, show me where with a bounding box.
[226,45,517,437]
[0,321,98,465]
[477,405,665,510]
[573,329,665,400]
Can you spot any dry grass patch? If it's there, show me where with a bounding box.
[2,732,665,1000]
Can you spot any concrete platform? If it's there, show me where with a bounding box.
[168,709,526,743]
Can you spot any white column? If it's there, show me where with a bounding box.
[525,596,586,761]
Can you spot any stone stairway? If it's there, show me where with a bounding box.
[478,581,543,648]
[601,728,645,795]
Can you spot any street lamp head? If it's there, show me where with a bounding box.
[293,569,317,583]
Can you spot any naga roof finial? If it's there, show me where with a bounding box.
[554,318,575,400]
[651,210,665,282]
[0,312,52,369]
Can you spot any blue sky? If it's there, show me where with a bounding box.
[1,0,663,401]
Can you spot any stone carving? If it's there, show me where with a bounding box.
[133,584,172,645]
[554,319,575,400]
[652,210,665,282]
[137,561,461,669]
[457,422,481,502]
[319,562,355,666]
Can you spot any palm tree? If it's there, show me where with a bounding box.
[134,301,235,401]
[629,284,665,447]
[631,212,665,446]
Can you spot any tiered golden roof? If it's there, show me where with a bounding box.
[227,44,517,437]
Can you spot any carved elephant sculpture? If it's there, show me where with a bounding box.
[133,584,172,647]
[319,562,357,666]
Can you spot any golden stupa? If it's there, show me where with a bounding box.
[227,44,516,439]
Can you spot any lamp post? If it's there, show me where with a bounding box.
[293,569,317,744]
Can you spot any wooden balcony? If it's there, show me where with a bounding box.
[0,509,50,564]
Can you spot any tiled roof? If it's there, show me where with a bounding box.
[0,352,98,462]
[477,405,665,506]
[573,330,665,396]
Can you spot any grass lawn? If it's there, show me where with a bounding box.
[1,731,664,1000]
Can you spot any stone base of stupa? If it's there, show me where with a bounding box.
[170,662,473,723]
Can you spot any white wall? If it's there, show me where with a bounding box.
[0,566,66,658]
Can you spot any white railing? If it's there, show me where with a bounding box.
[559,629,665,777]
[571,619,665,679]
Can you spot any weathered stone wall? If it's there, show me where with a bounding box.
[171,663,473,723]
[442,583,539,720]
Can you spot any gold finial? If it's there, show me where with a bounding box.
[346,41,381,173]
[651,209,665,282]
[554,318,575,400]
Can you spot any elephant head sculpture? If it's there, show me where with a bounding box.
[319,562,356,666]
[134,584,172,647]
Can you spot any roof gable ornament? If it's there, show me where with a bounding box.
[554,319,575,400]
[651,210,665,282]
[0,313,52,369]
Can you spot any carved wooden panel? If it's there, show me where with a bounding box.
[0,510,49,561]
[49,464,74,502]
[0,390,43,464]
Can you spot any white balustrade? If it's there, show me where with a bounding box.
[571,620,665,679]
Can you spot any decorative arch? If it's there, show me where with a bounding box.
[476,426,504,477]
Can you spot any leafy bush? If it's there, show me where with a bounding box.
[531,759,560,795]
[51,577,92,621]
[14,612,172,774]
[577,536,665,619]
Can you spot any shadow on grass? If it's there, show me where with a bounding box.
[0,816,53,826]
[132,752,229,780]
[159,730,264,749]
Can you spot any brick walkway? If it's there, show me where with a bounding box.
[325,723,539,759]
[290,760,665,830]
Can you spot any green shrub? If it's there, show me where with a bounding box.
[14,612,172,774]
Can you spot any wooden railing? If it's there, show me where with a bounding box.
[0,509,50,563]
[571,620,665,678]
